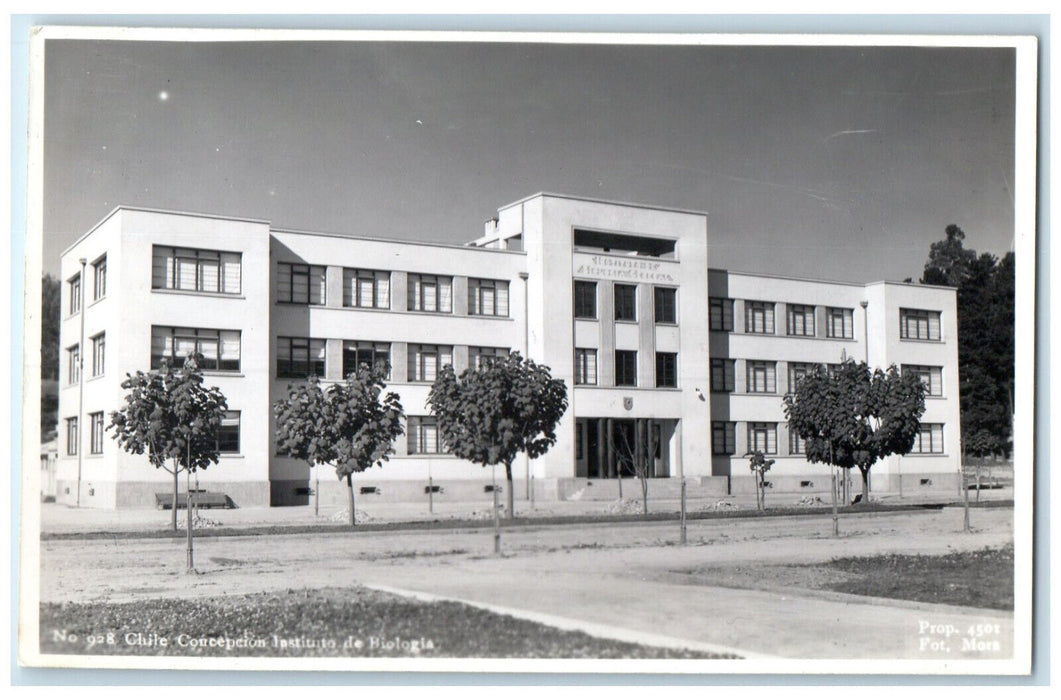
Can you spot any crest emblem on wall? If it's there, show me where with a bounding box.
[623,397,634,410]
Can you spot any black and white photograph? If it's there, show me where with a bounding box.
[17,24,1037,676]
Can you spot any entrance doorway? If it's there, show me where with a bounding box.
[574,418,674,479]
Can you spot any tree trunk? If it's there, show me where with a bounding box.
[504,461,514,520]
[640,477,648,516]
[185,447,194,573]
[859,466,870,504]
[346,473,356,526]
[171,465,179,531]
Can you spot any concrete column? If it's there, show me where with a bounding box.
[453,276,469,316]
[815,305,828,339]
[390,342,408,383]
[599,283,615,386]
[776,302,787,336]
[325,339,343,381]
[596,418,606,480]
[638,285,655,388]
[777,361,788,395]
[735,359,747,394]
[778,421,790,456]
[326,266,343,308]
[453,345,470,373]
[391,271,408,311]
[733,299,746,334]
[735,421,749,457]
[606,418,616,478]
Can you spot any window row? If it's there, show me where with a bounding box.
[275,337,509,380]
[573,281,677,324]
[65,334,107,384]
[574,349,677,388]
[277,263,511,317]
[711,421,946,456]
[709,359,944,396]
[64,411,241,456]
[153,246,241,295]
[151,326,241,372]
[67,255,108,315]
[709,298,855,339]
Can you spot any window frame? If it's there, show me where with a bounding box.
[343,268,390,309]
[655,352,678,388]
[89,412,105,455]
[710,297,734,331]
[217,411,241,454]
[276,336,326,379]
[900,308,942,341]
[152,245,242,295]
[152,326,241,372]
[573,280,598,320]
[91,333,105,377]
[407,416,443,455]
[469,346,509,370]
[614,349,638,387]
[92,255,107,301]
[744,300,775,335]
[710,358,735,393]
[786,304,816,337]
[574,348,598,385]
[654,287,677,324]
[65,417,79,456]
[912,423,945,453]
[407,273,453,313]
[747,422,778,455]
[614,284,638,322]
[711,421,736,455]
[746,360,777,394]
[277,262,326,305]
[343,340,392,380]
[903,364,944,397]
[68,274,81,315]
[826,306,854,339]
[407,344,452,383]
[468,278,510,317]
[67,344,80,385]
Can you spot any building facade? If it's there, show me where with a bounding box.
[54,193,961,508]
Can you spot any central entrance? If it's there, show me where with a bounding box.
[574,418,674,479]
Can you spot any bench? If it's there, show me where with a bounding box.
[154,491,232,510]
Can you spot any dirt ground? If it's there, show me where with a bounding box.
[32,505,1017,661]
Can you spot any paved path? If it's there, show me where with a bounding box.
[36,507,1016,660]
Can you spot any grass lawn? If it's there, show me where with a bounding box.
[822,545,1013,610]
[40,587,734,659]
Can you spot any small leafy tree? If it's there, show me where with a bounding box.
[614,420,659,516]
[274,376,335,516]
[746,450,775,511]
[427,352,568,520]
[326,363,405,526]
[783,360,925,504]
[109,355,227,570]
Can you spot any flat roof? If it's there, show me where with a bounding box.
[709,267,958,293]
[498,192,711,218]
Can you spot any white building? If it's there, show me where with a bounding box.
[55,193,961,508]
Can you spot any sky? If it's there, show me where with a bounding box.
[41,37,1017,282]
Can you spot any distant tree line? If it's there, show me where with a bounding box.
[919,225,1015,458]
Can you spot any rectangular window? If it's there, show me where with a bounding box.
[89,412,105,455]
[712,421,736,455]
[91,333,105,377]
[574,348,598,385]
[615,350,638,386]
[787,304,816,336]
[68,274,81,315]
[217,411,240,454]
[710,297,734,331]
[745,301,775,334]
[65,417,78,456]
[278,263,326,305]
[913,423,945,453]
[655,352,677,388]
[343,268,390,309]
[654,287,677,324]
[407,274,452,313]
[789,429,807,455]
[67,345,80,385]
[826,307,854,339]
[276,337,326,378]
[152,246,242,294]
[343,340,391,379]
[748,422,778,455]
[614,284,637,322]
[746,360,777,394]
[407,416,442,454]
[573,281,597,319]
[710,358,735,393]
[900,308,942,341]
[152,327,241,372]
[408,344,452,382]
[787,362,818,394]
[469,346,509,370]
[903,365,944,397]
[468,278,510,317]
[92,255,107,301]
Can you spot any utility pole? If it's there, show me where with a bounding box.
[519,271,533,507]
[75,258,87,507]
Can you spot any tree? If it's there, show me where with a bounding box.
[920,227,1015,457]
[109,355,227,570]
[427,352,568,520]
[326,363,405,526]
[41,275,61,442]
[783,360,926,503]
[614,420,659,516]
[273,376,335,516]
[745,450,775,511]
